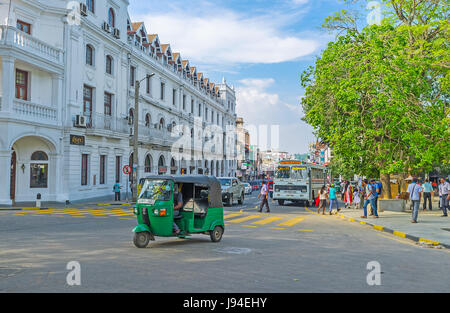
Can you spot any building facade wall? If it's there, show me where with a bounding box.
[0,0,237,204]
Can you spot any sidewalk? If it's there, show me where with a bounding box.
[335,207,450,248]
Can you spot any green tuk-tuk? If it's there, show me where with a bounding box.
[132,175,225,248]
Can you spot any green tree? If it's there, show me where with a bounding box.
[301,1,449,198]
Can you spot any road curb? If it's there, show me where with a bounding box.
[305,207,448,249]
[338,212,449,249]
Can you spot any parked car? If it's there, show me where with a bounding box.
[243,183,252,195]
[218,177,245,206]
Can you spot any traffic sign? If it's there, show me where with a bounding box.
[123,165,132,175]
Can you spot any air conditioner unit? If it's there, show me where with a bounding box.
[102,22,111,33]
[80,3,88,16]
[75,115,87,128]
[113,28,120,39]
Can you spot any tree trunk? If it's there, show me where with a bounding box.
[380,173,391,199]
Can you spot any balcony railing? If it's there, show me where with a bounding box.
[0,26,63,66]
[86,113,129,135]
[13,99,57,121]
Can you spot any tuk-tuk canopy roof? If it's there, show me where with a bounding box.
[140,175,222,207]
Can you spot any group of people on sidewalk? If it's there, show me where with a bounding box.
[315,176,450,224]
[317,179,381,217]
[407,177,450,223]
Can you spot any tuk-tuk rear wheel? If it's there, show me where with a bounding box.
[210,226,224,242]
[133,232,151,248]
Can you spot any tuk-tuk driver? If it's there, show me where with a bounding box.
[173,183,184,235]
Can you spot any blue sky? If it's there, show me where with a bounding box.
[129,0,371,154]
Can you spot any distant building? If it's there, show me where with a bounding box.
[308,141,332,166]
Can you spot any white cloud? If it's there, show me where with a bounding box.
[135,8,319,67]
[235,78,315,153]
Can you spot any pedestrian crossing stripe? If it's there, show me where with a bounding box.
[223,213,243,219]
[226,215,261,223]
[276,218,305,227]
[251,216,283,225]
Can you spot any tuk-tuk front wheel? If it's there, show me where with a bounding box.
[210,226,224,242]
[133,232,151,248]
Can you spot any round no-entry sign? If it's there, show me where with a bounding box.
[123,165,132,175]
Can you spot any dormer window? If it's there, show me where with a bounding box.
[108,8,115,28]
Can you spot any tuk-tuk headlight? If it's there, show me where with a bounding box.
[153,209,159,215]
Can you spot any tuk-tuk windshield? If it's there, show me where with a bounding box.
[138,179,172,201]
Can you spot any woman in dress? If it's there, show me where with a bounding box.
[317,185,328,215]
[344,181,353,209]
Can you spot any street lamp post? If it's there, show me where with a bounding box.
[132,73,155,202]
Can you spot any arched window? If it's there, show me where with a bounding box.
[158,155,166,175]
[144,155,152,173]
[31,151,48,161]
[108,8,115,28]
[158,156,165,167]
[168,121,176,133]
[30,151,48,188]
[106,55,113,75]
[145,113,151,127]
[86,44,94,66]
[159,118,165,130]
[170,158,177,174]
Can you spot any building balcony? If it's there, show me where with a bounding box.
[84,113,130,137]
[12,98,58,124]
[0,26,63,67]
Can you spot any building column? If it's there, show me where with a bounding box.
[1,56,15,113]
[0,150,12,206]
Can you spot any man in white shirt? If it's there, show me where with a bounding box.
[258,181,270,213]
[407,178,423,223]
[438,178,450,217]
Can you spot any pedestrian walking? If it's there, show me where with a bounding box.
[317,185,328,215]
[113,181,121,201]
[438,178,450,217]
[406,177,423,223]
[362,179,378,218]
[340,181,345,201]
[258,181,270,213]
[353,187,360,209]
[422,179,433,211]
[328,184,340,215]
[344,181,353,209]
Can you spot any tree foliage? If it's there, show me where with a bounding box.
[301,0,449,179]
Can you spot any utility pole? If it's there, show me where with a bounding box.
[132,73,155,202]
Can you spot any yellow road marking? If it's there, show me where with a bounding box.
[241,225,259,228]
[223,213,243,219]
[270,227,286,230]
[277,218,305,227]
[109,213,134,217]
[297,229,315,232]
[251,216,283,225]
[227,215,261,223]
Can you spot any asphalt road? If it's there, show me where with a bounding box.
[0,192,449,293]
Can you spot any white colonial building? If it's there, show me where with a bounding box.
[0,0,238,205]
